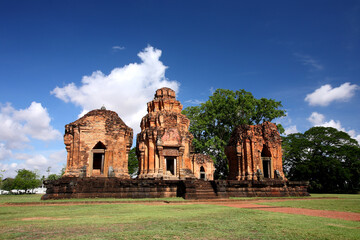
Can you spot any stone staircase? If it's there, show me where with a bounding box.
[182,179,228,199]
[193,180,219,199]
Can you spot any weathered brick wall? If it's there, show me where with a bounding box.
[225,122,286,181]
[191,154,215,180]
[42,178,309,200]
[137,88,207,180]
[42,178,180,200]
[64,109,133,178]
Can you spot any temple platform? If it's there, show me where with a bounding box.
[42,178,309,200]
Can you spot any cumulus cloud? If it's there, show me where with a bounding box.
[305,82,359,106]
[0,102,61,150]
[0,101,61,177]
[0,150,66,178]
[25,154,48,167]
[307,112,325,125]
[284,125,298,135]
[294,53,323,71]
[0,143,12,161]
[307,112,360,143]
[51,45,180,134]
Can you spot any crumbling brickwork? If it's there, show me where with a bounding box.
[191,154,215,180]
[136,88,214,180]
[225,122,285,181]
[63,108,133,178]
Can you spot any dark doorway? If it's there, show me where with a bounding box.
[166,157,175,175]
[261,144,271,178]
[92,141,106,175]
[262,160,270,178]
[200,166,206,180]
[93,153,104,174]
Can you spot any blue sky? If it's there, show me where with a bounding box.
[1,0,359,178]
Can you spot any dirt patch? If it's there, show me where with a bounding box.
[211,202,360,221]
[20,217,71,221]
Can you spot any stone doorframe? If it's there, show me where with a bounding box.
[200,166,206,180]
[165,156,177,177]
[261,157,273,178]
[88,149,106,177]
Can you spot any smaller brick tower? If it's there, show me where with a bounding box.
[63,108,133,178]
[225,122,285,181]
[136,87,196,179]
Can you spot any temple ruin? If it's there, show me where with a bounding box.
[136,87,214,180]
[42,88,308,200]
[225,122,286,181]
[63,108,133,178]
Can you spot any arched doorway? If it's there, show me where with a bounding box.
[261,144,272,178]
[92,141,106,176]
[200,166,206,180]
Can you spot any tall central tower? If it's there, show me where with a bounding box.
[136,87,194,179]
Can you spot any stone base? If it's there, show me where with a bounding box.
[225,180,310,197]
[42,178,309,200]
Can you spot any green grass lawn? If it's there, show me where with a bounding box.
[0,194,359,239]
[255,194,360,213]
[1,203,360,240]
[0,194,185,204]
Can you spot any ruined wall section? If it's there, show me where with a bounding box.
[136,88,195,179]
[225,121,285,181]
[191,154,215,180]
[64,109,133,178]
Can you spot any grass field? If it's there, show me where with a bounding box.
[0,194,185,203]
[256,194,360,213]
[0,194,359,240]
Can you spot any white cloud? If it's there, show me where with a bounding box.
[0,101,61,178]
[0,102,61,150]
[305,82,359,106]
[294,53,323,71]
[307,112,360,143]
[284,125,298,135]
[0,150,66,178]
[13,102,62,141]
[307,112,325,125]
[112,46,125,51]
[0,143,12,161]
[25,154,48,167]
[51,45,180,134]
[185,99,204,105]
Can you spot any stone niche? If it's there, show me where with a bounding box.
[137,87,213,180]
[191,154,215,180]
[63,108,133,178]
[225,122,286,181]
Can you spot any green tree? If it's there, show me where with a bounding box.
[0,169,4,186]
[128,148,138,177]
[283,127,360,193]
[1,178,15,191]
[13,169,41,192]
[47,174,61,181]
[183,89,286,178]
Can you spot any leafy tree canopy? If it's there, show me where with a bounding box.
[47,174,61,181]
[128,148,138,177]
[283,126,360,193]
[1,178,15,191]
[183,89,286,178]
[13,169,41,191]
